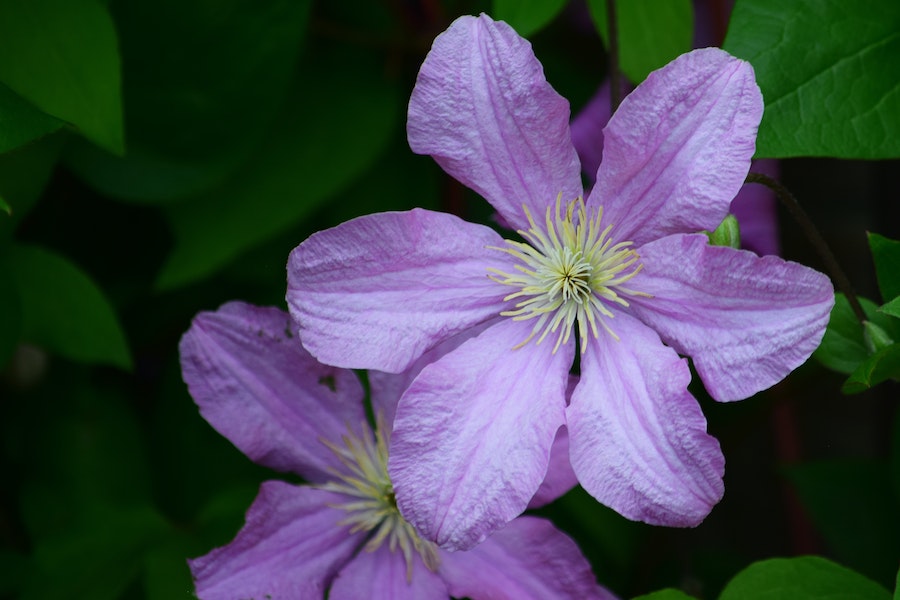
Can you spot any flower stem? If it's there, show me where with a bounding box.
[745,171,866,324]
[606,0,623,114]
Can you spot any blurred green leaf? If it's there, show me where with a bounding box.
[842,342,900,393]
[784,460,900,586]
[156,42,401,290]
[0,193,9,215]
[723,0,900,159]
[493,0,568,37]
[587,0,693,83]
[632,590,697,600]
[143,534,198,600]
[21,505,171,600]
[0,0,123,154]
[0,82,63,154]
[0,549,28,596]
[0,260,22,367]
[720,556,891,600]
[9,244,132,369]
[869,232,900,301]
[814,293,899,374]
[65,0,312,203]
[881,296,900,319]
[0,133,66,242]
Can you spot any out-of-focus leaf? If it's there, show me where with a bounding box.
[0,549,28,596]
[21,505,171,600]
[0,260,22,367]
[0,133,66,242]
[814,293,899,374]
[892,409,900,506]
[723,0,900,159]
[0,193,9,215]
[587,0,693,83]
[0,0,123,154]
[869,232,900,301]
[493,0,568,37]
[720,556,891,600]
[65,0,312,203]
[143,533,198,600]
[842,343,900,393]
[784,461,900,586]
[632,590,697,600]
[0,83,63,154]
[9,244,132,369]
[156,43,401,290]
[881,296,900,319]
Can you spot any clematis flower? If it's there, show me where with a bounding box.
[180,301,610,599]
[287,14,834,550]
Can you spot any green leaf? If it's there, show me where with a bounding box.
[0,132,65,242]
[706,214,741,248]
[9,244,132,369]
[880,296,900,319]
[0,193,9,215]
[892,408,900,506]
[0,260,22,368]
[842,342,900,393]
[587,0,693,83]
[813,293,899,374]
[723,0,900,159]
[64,0,312,203]
[0,0,123,154]
[895,566,899,600]
[784,461,900,586]
[0,82,63,154]
[720,556,891,600]
[869,232,900,301]
[156,43,400,290]
[21,505,171,600]
[493,0,568,37]
[632,590,697,600]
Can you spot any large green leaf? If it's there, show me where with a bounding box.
[784,461,900,586]
[723,0,900,159]
[65,0,312,203]
[813,293,899,375]
[156,43,401,290]
[869,232,900,302]
[842,342,900,393]
[9,244,132,369]
[0,82,63,154]
[493,0,568,37]
[587,0,693,83]
[720,556,891,600]
[632,590,697,600]
[0,0,123,154]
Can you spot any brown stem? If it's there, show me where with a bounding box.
[606,0,623,113]
[745,172,866,324]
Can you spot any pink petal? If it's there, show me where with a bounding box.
[389,319,572,551]
[179,302,365,482]
[287,209,510,373]
[569,82,611,186]
[329,546,447,600]
[407,14,582,231]
[630,234,834,401]
[528,425,578,509]
[732,158,780,256]
[590,48,763,246]
[567,312,725,527]
[189,481,361,599]
[439,516,612,600]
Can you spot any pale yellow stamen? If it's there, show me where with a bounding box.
[488,195,648,351]
[317,415,440,581]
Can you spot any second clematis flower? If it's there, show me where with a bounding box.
[287,14,834,550]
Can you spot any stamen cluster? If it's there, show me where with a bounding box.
[318,418,440,579]
[488,196,644,352]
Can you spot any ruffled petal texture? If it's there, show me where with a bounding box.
[189,482,361,599]
[179,302,365,482]
[389,318,573,550]
[407,14,582,231]
[329,547,448,600]
[287,209,509,373]
[629,234,834,401]
[567,312,725,526]
[590,48,763,247]
[439,516,610,600]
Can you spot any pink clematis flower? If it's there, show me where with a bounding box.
[180,301,610,599]
[287,14,834,550]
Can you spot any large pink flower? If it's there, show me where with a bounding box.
[287,14,833,550]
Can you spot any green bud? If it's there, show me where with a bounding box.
[863,320,894,354]
[705,214,741,249]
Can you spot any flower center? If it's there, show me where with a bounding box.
[318,416,439,580]
[488,195,646,352]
